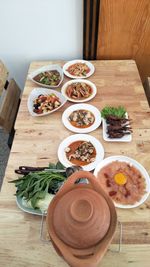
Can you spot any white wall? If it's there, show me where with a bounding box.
[0,0,83,88]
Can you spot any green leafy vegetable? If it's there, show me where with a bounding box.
[10,161,67,210]
[101,106,126,119]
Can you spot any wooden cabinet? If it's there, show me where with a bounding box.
[83,0,150,82]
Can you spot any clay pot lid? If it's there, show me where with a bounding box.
[52,186,110,249]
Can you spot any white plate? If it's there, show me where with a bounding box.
[62,104,101,133]
[28,64,63,88]
[102,113,132,142]
[58,134,104,171]
[27,88,67,117]
[94,155,150,209]
[63,59,95,79]
[61,79,97,103]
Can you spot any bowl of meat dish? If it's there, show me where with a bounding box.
[63,59,95,79]
[94,155,150,208]
[61,79,97,103]
[62,104,101,133]
[58,134,104,171]
[28,64,63,88]
[27,88,67,117]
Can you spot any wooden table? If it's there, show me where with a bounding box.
[0,60,150,267]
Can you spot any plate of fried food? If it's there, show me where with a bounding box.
[102,106,132,142]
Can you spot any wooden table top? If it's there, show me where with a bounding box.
[0,60,150,267]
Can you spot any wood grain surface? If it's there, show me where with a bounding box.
[97,0,150,82]
[0,60,150,267]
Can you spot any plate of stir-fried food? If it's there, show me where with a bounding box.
[63,60,95,79]
[27,88,66,117]
[28,64,63,88]
[61,79,97,103]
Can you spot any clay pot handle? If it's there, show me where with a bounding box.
[57,170,100,197]
[59,243,98,267]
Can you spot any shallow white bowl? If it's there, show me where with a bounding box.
[63,59,95,79]
[61,79,97,103]
[27,88,67,117]
[94,155,150,209]
[58,134,104,171]
[62,103,101,133]
[28,64,64,88]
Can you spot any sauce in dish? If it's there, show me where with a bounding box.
[69,110,95,128]
[97,161,146,205]
[65,141,96,166]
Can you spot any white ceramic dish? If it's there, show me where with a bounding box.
[61,79,97,103]
[94,155,150,209]
[63,59,95,79]
[62,104,101,133]
[27,88,67,117]
[28,64,63,88]
[102,113,132,142]
[58,134,104,171]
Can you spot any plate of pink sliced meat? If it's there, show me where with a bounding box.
[94,155,150,208]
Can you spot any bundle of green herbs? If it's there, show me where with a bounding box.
[10,162,67,212]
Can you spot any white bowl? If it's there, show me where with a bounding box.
[62,103,101,133]
[27,88,67,117]
[63,59,95,79]
[28,64,64,88]
[58,134,104,171]
[94,155,150,209]
[61,79,97,103]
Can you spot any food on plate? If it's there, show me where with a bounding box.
[66,62,90,77]
[33,93,61,114]
[101,106,132,138]
[66,82,92,100]
[33,70,61,86]
[10,162,67,212]
[69,109,95,128]
[65,141,96,166]
[97,161,146,205]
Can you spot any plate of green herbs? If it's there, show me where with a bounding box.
[10,162,67,216]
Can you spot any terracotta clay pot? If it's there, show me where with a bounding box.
[46,171,117,267]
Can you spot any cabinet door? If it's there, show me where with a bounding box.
[97,0,150,82]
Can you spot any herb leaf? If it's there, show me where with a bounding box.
[101,106,126,119]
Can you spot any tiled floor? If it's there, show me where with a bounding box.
[0,129,10,189]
